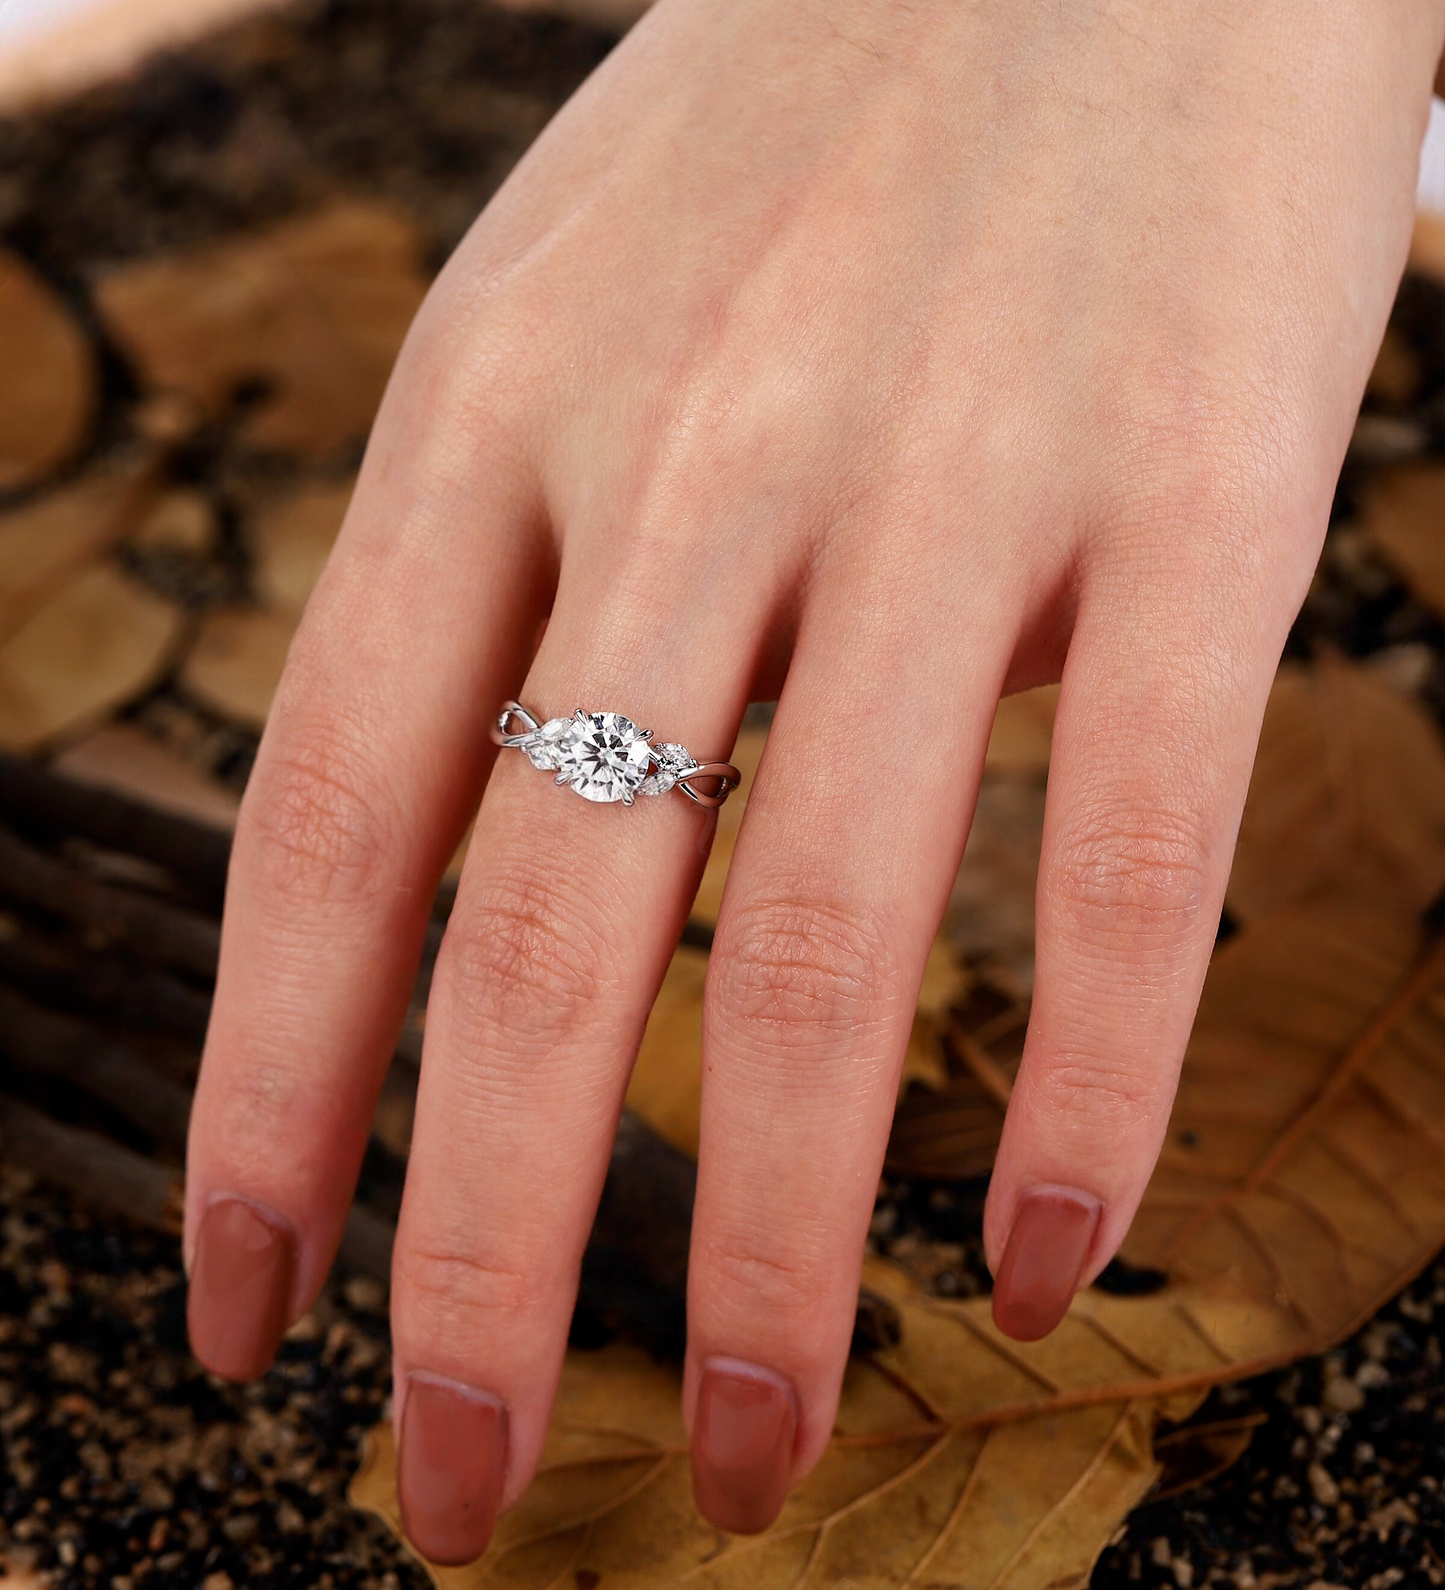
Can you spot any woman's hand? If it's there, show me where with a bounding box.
[183,0,1442,1563]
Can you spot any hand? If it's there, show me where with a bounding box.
[182,0,1442,1563]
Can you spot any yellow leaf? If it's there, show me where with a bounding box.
[689,725,766,928]
[624,945,708,1158]
[354,900,1445,1587]
[0,563,180,751]
[1359,461,1445,617]
[983,685,1057,777]
[0,249,95,490]
[94,204,428,458]
[1226,656,1445,923]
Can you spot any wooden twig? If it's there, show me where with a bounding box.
[0,1093,183,1233]
[0,751,233,902]
[0,908,212,1041]
[0,984,194,1150]
[0,821,220,979]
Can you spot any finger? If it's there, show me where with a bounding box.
[985,536,1299,1341]
[185,333,549,1382]
[686,559,1013,1533]
[388,529,771,1565]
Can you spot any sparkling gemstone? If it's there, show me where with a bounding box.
[555,712,654,802]
[639,741,697,796]
[521,717,574,771]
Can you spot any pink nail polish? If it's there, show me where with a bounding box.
[187,1196,296,1382]
[398,1373,508,1566]
[691,1357,796,1535]
[991,1187,1100,1342]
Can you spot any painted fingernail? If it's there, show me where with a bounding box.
[691,1357,797,1535]
[991,1186,1101,1342]
[398,1373,508,1566]
[187,1196,296,1382]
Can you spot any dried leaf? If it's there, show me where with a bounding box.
[181,605,296,729]
[253,479,353,612]
[94,205,428,457]
[624,945,708,1158]
[355,902,1445,1587]
[0,563,181,750]
[947,776,1044,991]
[1359,461,1445,617]
[689,726,767,928]
[1226,657,1445,923]
[0,249,95,490]
[984,685,1057,777]
[51,723,238,830]
[0,456,158,642]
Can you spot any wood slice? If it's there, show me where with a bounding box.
[94,204,429,458]
[253,479,353,612]
[181,604,296,728]
[0,456,156,642]
[52,723,239,831]
[0,563,181,751]
[0,250,96,491]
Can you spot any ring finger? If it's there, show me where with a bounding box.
[389,521,775,1565]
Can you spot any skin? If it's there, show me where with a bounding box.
[185,0,1445,1535]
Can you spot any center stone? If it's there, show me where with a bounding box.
[556,712,654,803]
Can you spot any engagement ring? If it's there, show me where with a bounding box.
[491,702,741,808]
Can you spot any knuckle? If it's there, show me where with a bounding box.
[710,895,903,1053]
[701,1238,828,1322]
[395,1244,541,1337]
[1031,1057,1161,1135]
[241,723,398,909]
[1048,801,1209,941]
[439,866,608,1042]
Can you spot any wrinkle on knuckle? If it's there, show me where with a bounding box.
[395,1244,539,1334]
[1032,1058,1160,1135]
[242,725,398,909]
[1048,801,1209,940]
[711,896,901,1051]
[439,867,607,1042]
[701,1241,826,1321]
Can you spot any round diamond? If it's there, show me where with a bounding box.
[555,712,653,803]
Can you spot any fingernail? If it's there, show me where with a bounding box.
[398,1373,508,1566]
[187,1196,296,1382]
[991,1186,1101,1342]
[691,1357,797,1535]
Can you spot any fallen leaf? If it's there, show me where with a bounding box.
[1226,656,1445,923]
[181,605,296,729]
[0,249,96,490]
[947,775,1045,991]
[623,945,708,1158]
[253,479,353,612]
[94,204,429,457]
[51,723,239,830]
[688,724,767,928]
[984,685,1057,777]
[0,456,159,642]
[354,899,1445,1587]
[1359,461,1445,617]
[0,563,181,750]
